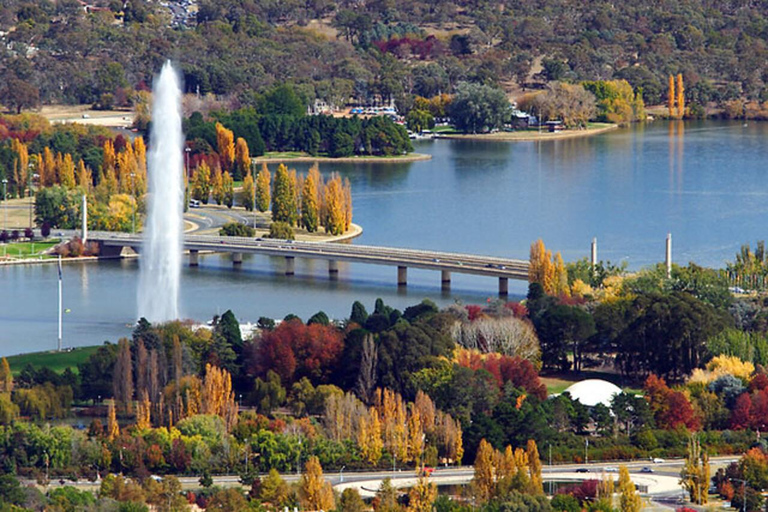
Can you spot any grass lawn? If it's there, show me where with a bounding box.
[263,151,306,158]
[5,346,99,375]
[541,370,642,396]
[1,239,60,259]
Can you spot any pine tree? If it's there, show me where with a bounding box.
[668,75,675,118]
[216,123,235,172]
[301,169,319,232]
[300,456,335,511]
[619,465,641,512]
[242,170,255,212]
[234,137,250,181]
[256,163,271,212]
[676,73,685,119]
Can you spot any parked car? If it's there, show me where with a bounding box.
[603,467,618,473]
[652,458,665,464]
[641,467,654,473]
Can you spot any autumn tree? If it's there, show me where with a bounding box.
[242,170,255,212]
[107,400,120,440]
[136,390,151,430]
[10,139,29,197]
[668,75,676,118]
[234,137,250,181]
[473,439,496,503]
[407,472,437,512]
[222,171,234,208]
[301,166,320,232]
[682,434,709,505]
[216,123,235,173]
[323,173,346,235]
[0,358,12,393]
[676,74,685,119]
[113,338,134,415]
[255,163,271,212]
[202,363,238,431]
[272,164,298,225]
[300,456,335,511]
[527,439,543,495]
[59,153,76,190]
[76,160,92,190]
[619,465,641,512]
[211,168,224,205]
[41,147,55,187]
[192,163,212,204]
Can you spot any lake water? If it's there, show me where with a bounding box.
[1,121,766,356]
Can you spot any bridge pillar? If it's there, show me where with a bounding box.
[498,277,509,296]
[441,270,451,290]
[285,256,295,276]
[397,266,408,286]
[189,250,199,267]
[328,259,339,277]
[232,252,243,265]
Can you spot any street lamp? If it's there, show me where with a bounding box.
[2,178,7,232]
[339,465,346,484]
[184,147,191,178]
[27,163,33,230]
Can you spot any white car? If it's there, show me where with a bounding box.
[652,458,665,464]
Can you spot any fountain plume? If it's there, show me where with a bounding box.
[137,61,183,322]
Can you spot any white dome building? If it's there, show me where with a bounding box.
[563,379,622,408]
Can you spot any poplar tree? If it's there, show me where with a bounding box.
[668,75,675,118]
[0,358,12,393]
[682,434,709,505]
[526,439,543,495]
[300,456,335,511]
[255,163,271,212]
[76,160,91,190]
[42,147,56,187]
[60,153,76,189]
[10,139,29,197]
[192,163,212,203]
[407,473,437,512]
[113,338,134,415]
[222,171,234,209]
[473,439,496,503]
[272,164,297,225]
[619,465,641,512]
[211,168,224,205]
[242,170,255,212]
[216,123,235,172]
[234,137,250,181]
[107,400,120,440]
[676,73,685,119]
[323,174,345,235]
[301,170,319,232]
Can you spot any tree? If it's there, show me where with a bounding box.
[301,167,320,232]
[216,123,235,173]
[271,164,297,225]
[268,221,294,240]
[192,163,212,204]
[207,488,248,511]
[234,137,250,181]
[473,439,496,503]
[211,168,224,205]
[677,74,685,119]
[300,456,335,511]
[407,472,437,512]
[339,488,366,512]
[450,82,511,134]
[668,75,676,118]
[1,77,39,114]
[219,222,254,237]
[113,338,134,415]
[527,439,543,495]
[222,171,234,208]
[525,82,596,128]
[255,164,271,212]
[681,434,709,505]
[618,465,641,512]
[242,171,255,212]
[0,358,12,393]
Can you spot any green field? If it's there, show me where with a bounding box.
[1,239,60,259]
[5,345,99,375]
[541,371,642,396]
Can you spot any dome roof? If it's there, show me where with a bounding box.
[563,379,622,407]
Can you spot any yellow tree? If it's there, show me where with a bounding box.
[367,407,384,465]
[343,177,353,231]
[133,137,147,180]
[222,171,234,209]
[407,472,437,512]
[526,439,543,495]
[216,123,235,173]
[202,364,238,430]
[668,75,675,118]
[192,163,212,203]
[10,139,29,197]
[76,160,92,191]
[234,137,250,181]
[255,163,271,213]
[107,400,120,440]
[60,153,76,189]
[473,439,496,503]
[0,357,12,393]
[682,434,709,505]
[553,252,569,297]
[619,465,641,512]
[529,239,546,285]
[301,169,319,232]
[542,249,556,295]
[242,170,255,212]
[41,147,56,187]
[136,390,151,430]
[102,140,116,176]
[407,407,424,463]
[676,74,685,119]
[323,174,345,235]
[300,456,335,511]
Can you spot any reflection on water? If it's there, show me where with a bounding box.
[3,122,768,354]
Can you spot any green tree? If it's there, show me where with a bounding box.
[449,82,511,134]
[271,164,297,225]
[219,222,255,237]
[222,171,235,208]
[251,370,286,414]
[406,109,435,133]
[268,221,294,240]
[339,488,366,512]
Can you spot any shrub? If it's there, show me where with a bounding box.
[268,221,294,240]
[10,230,19,240]
[41,222,50,238]
[0,231,7,243]
[24,227,33,240]
[219,222,255,237]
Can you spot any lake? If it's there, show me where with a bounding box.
[1,121,765,356]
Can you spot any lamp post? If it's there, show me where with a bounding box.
[585,438,588,465]
[2,178,7,232]
[185,147,191,178]
[28,164,34,230]
[339,465,345,484]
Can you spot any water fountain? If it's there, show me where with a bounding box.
[137,61,183,322]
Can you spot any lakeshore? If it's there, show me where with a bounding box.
[253,152,432,163]
[436,123,619,141]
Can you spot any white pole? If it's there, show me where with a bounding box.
[591,237,597,267]
[82,194,88,243]
[58,254,63,351]
[666,233,672,278]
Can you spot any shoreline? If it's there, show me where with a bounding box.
[436,124,619,142]
[253,152,431,164]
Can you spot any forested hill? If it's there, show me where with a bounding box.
[1,0,767,109]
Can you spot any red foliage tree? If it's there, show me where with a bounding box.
[455,351,547,400]
[731,392,753,430]
[255,319,343,385]
[465,305,484,321]
[750,373,768,392]
[751,388,768,430]
[504,301,529,319]
[656,391,700,430]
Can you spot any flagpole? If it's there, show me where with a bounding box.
[58,254,62,352]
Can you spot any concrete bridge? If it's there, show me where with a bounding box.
[90,232,529,295]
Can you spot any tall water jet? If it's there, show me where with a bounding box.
[137,61,183,322]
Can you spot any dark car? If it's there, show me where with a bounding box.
[575,468,589,473]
